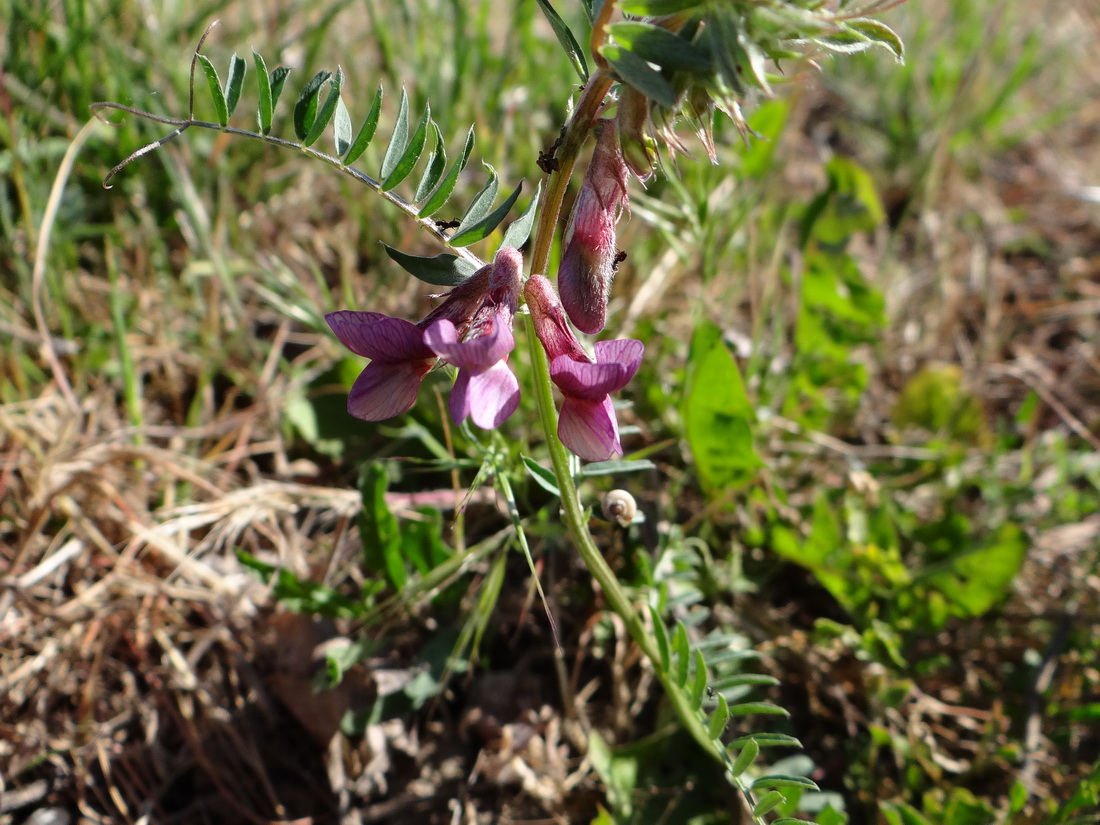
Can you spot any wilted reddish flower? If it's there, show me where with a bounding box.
[558,119,630,335]
[525,275,643,461]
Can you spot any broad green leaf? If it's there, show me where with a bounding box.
[419,127,475,218]
[920,523,1028,620]
[607,22,711,71]
[800,156,885,250]
[343,85,383,166]
[521,455,561,497]
[381,244,479,286]
[333,97,353,156]
[731,739,759,777]
[379,87,410,180]
[253,50,273,134]
[707,694,730,740]
[358,464,404,590]
[671,623,690,687]
[578,457,655,476]
[304,66,343,148]
[534,0,588,81]
[223,53,246,118]
[293,70,332,141]
[649,605,670,672]
[683,321,762,493]
[727,702,790,717]
[382,102,431,191]
[414,123,446,202]
[196,54,228,127]
[752,791,786,817]
[751,775,821,792]
[500,182,541,250]
[600,43,676,108]
[619,0,702,13]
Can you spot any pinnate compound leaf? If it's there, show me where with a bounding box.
[600,43,676,108]
[293,70,332,140]
[607,22,711,72]
[382,102,431,191]
[649,605,670,672]
[419,127,474,218]
[380,87,410,180]
[196,54,229,126]
[752,791,787,817]
[453,166,498,233]
[731,739,759,777]
[620,0,702,13]
[500,182,541,250]
[414,123,446,202]
[534,0,588,81]
[381,244,480,287]
[333,97,353,156]
[223,53,246,118]
[304,66,343,148]
[707,694,730,740]
[751,775,821,792]
[253,50,273,133]
[343,86,383,166]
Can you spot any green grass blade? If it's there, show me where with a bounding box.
[293,70,332,141]
[223,53,246,118]
[304,66,343,147]
[196,54,229,126]
[379,87,410,180]
[381,102,430,191]
[342,85,382,166]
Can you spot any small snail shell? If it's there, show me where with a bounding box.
[601,489,637,527]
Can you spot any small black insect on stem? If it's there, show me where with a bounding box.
[612,250,627,271]
[537,126,567,174]
[434,218,461,231]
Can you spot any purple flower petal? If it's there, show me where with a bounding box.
[467,361,520,429]
[326,311,434,361]
[348,359,434,421]
[424,316,514,369]
[448,368,472,425]
[594,339,644,371]
[558,395,621,462]
[550,343,641,399]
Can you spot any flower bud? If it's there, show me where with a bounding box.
[558,120,629,335]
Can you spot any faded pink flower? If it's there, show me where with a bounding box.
[525,274,643,461]
[558,119,630,335]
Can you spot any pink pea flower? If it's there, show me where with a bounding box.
[325,311,438,421]
[525,275,643,461]
[558,118,630,335]
[424,247,522,428]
